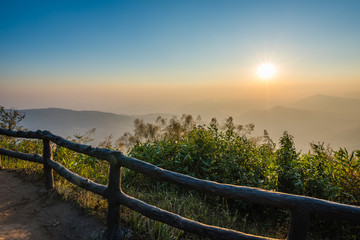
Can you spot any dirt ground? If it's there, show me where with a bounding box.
[0,169,105,240]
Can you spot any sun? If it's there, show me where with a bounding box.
[256,63,277,80]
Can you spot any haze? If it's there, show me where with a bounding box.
[1,1,360,150]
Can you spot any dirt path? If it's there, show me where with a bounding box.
[0,169,105,240]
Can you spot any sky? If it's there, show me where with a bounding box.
[1,0,360,114]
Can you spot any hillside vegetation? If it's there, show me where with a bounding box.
[0,107,359,239]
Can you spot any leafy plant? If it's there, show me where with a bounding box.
[1,108,359,239]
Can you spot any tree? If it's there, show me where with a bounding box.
[0,106,26,168]
[276,131,299,193]
[0,106,26,130]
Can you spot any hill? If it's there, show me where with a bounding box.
[15,94,360,151]
[20,108,173,146]
[20,108,135,145]
[240,94,360,151]
[290,94,360,115]
[174,99,277,120]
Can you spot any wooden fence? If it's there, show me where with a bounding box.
[0,128,359,240]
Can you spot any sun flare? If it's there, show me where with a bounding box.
[256,63,277,80]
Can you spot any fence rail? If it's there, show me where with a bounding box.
[0,128,359,240]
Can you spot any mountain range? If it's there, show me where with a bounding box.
[20,108,173,146]
[17,94,360,152]
[240,94,360,151]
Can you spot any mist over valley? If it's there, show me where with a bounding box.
[18,93,360,152]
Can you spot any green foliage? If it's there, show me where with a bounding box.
[1,108,359,239]
[117,115,360,205]
[332,148,360,204]
[275,131,300,193]
[119,115,359,238]
[124,116,274,190]
[296,142,338,199]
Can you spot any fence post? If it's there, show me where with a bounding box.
[43,138,54,190]
[103,157,123,240]
[287,209,310,240]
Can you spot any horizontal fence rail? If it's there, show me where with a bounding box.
[0,128,359,240]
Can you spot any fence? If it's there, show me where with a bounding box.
[0,128,359,240]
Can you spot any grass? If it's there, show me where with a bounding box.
[1,150,359,239]
[0,114,359,239]
[0,154,288,240]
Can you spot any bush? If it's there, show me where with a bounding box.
[1,109,359,239]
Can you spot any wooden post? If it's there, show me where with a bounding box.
[287,209,310,240]
[103,157,123,240]
[43,138,54,190]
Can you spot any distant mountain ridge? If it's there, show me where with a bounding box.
[19,108,172,145]
[175,98,278,120]
[240,95,360,151]
[289,94,360,115]
[20,108,134,144]
[14,93,360,151]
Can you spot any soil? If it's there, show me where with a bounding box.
[0,169,105,240]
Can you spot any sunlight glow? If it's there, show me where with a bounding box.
[256,63,277,80]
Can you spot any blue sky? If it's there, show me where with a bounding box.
[1,0,360,113]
